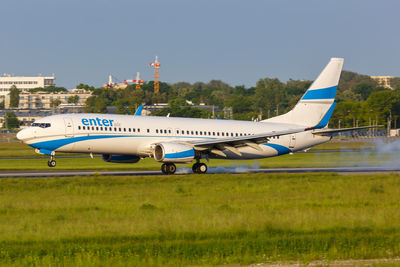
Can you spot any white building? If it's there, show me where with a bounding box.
[0,74,55,97]
[4,88,92,109]
[370,76,395,90]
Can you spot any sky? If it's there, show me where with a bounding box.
[1,0,400,89]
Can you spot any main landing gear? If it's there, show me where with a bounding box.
[47,155,56,168]
[192,162,207,174]
[161,163,177,175]
[160,161,208,175]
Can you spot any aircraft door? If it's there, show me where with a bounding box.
[64,118,74,137]
[289,134,296,149]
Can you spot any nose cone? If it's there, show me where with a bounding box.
[16,128,32,142]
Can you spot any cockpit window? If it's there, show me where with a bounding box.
[32,123,51,128]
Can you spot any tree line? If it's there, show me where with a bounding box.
[84,71,400,128]
[2,71,400,129]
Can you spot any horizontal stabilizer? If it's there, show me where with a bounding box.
[312,125,382,135]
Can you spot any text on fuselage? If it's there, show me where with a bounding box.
[81,118,114,127]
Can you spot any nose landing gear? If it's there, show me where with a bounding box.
[47,155,56,167]
[161,163,177,175]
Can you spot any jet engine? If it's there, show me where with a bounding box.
[102,154,140,163]
[154,143,195,163]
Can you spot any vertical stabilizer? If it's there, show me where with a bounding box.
[263,58,344,128]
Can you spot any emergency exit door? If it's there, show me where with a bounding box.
[64,118,74,137]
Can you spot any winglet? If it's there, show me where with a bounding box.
[134,105,143,116]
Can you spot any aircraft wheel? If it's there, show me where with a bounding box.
[192,163,199,173]
[198,163,207,174]
[48,160,56,168]
[161,163,169,174]
[167,163,176,174]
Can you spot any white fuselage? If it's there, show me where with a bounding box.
[17,113,330,160]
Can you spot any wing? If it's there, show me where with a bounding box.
[175,126,306,157]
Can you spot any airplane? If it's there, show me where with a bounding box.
[16,58,373,174]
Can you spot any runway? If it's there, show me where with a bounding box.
[1,166,400,178]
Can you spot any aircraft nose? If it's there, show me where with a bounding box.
[16,128,32,142]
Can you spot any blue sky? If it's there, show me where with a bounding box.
[1,0,399,89]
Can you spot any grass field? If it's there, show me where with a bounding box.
[0,173,400,266]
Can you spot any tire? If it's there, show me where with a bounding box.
[198,163,207,174]
[192,163,199,173]
[48,160,56,168]
[168,163,176,174]
[161,163,168,174]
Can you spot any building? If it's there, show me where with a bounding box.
[370,76,395,90]
[0,106,90,129]
[0,74,56,97]
[7,89,92,109]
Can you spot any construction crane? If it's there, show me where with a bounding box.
[124,72,144,91]
[149,56,161,94]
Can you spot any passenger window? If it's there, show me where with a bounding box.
[195,131,198,135]
[124,128,126,132]
[222,132,224,136]
[217,132,220,136]
[147,129,150,133]
[208,132,211,135]
[104,127,107,131]
[100,127,103,131]
[235,133,238,136]
[164,129,167,134]
[78,126,81,130]
[156,129,159,133]
[213,132,215,136]
[138,129,140,132]
[240,133,242,136]
[168,130,171,134]
[182,130,185,134]
[119,128,121,132]
[200,131,202,135]
[187,130,189,134]
[191,131,194,135]
[128,128,131,132]
[92,127,94,130]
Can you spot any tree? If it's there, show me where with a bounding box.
[29,86,67,93]
[4,112,20,129]
[9,85,19,108]
[67,95,80,104]
[50,99,61,108]
[0,100,4,109]
[76,83,95,91]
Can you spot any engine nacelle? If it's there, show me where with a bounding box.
[154,143,195,163]
[102,154,140,163]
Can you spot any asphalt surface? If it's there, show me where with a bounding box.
[1,166,400,178]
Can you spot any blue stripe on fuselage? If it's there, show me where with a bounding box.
[28,135,216,152]
[263,143,292,155]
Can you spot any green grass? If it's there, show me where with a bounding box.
[0,173,400,265]
[0,151,394,171]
